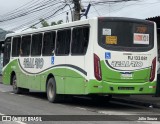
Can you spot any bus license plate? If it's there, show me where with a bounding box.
[121,72,133,79]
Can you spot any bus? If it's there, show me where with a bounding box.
[2,17,157,103]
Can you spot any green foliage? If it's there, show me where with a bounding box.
[51,20,63,26]
[57,20,63,24]
[30,25,37,29]
[40,18,50,27]
[51,22,57,26]
[30,19,63,29]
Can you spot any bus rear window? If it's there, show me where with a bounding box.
[98,18,154,52]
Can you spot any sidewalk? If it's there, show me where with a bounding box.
[113,95,160,108]
[113,75,160,108]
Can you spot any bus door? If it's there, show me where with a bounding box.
[0,42,4,74]
[65,26,89,94]
[3,37,11,67]
[2,37,11,84]
[54,29,71,94]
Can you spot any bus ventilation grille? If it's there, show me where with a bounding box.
[118,87,134,90]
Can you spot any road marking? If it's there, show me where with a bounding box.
[98,110,135,115]
[14,121,27,124]
[0,113,5,115]
[18,95,23,97]
[75,107,87,111]
[137,121,160,124]
[0,112,26,124]
[0,90,6,93]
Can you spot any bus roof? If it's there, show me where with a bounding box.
[5,17,154,38]
[5,18,91,38]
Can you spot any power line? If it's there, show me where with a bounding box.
[99,0,160,16]
[0,1,73,31]
[0,0,40,17]
[0,3,72,31]
[0,0,63,22]
[10,4,68,31]
[0,6,54,29]
[21,4,68,31]
[1,0,156,31]
[92,5,101,16]
[0,0,48,18]
[87,0,143,16]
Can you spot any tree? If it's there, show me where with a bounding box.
[30,25,37,29]
[57,20,63,24]
[40,18,50,27]
[30,19,63,29]
[51,20,63,26]
[51,21,57,26]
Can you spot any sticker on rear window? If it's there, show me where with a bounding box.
[102,28,111,35]
[106,36,117,45]
[136,26,147,33]
[133,33,149,45]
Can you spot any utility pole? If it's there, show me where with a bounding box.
[73,0,80,21]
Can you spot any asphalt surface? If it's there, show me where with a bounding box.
[0,83,160,124]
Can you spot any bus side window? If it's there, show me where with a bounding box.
[42,31,55,56]
[21,35,31,56]
[71,26,89,55]
[12,37,21,57]
[56,29,71,56]
[31,33,42,56]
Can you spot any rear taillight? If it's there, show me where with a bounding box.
[149,57,156,82]
[94,54,102,81]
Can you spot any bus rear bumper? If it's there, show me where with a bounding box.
[86,80,156,95]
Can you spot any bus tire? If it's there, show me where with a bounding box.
[47,77,59,103]
[12,75,21,94]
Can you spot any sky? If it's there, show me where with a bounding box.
[0,0,26,14]
[0,0,160,32]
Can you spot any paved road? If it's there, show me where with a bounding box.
[0,83,160,124]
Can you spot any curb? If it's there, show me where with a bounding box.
[112,97,160,109]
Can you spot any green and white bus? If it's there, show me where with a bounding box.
[2,17,157,102]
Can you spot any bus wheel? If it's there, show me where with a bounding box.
[12,75,21,94]
[47,78,59,103]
